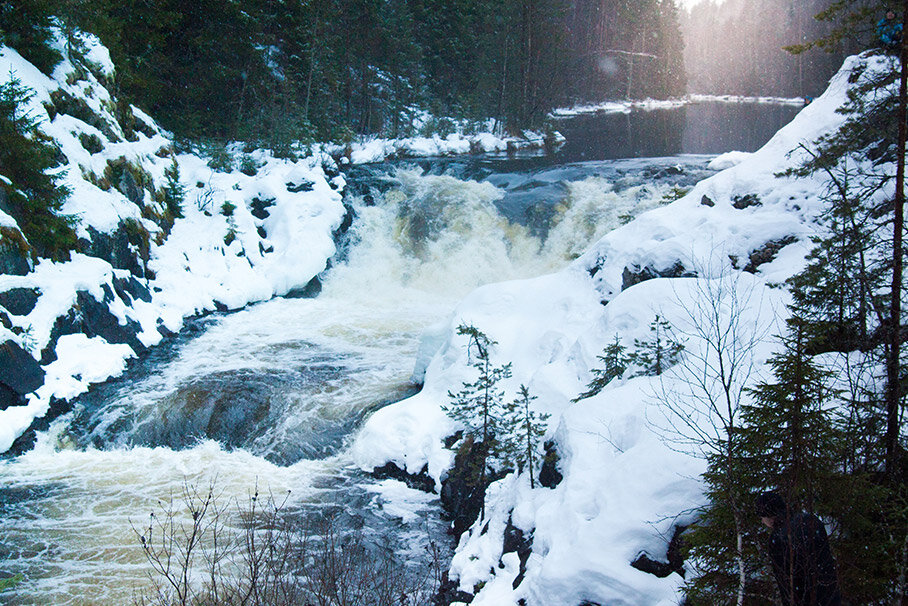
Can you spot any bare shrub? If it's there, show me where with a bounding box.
[132,483,441,606]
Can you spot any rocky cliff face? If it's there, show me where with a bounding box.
[0,34,348,453]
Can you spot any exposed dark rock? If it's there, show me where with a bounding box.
[0,382,24,410]
[322,162,341,181]
[743,236,798,274]
[0,340,44,408]
[579,602,603,606]
[433,575,474,606]
[732,193,762,210]
[443,431,464,449]
[256,226,268,239]
[700,195,715,207]
[335,203,355,238]
[116,166,144,206]
[372,461,436,493]
[40,289,146,364]
[76,290,145,353]
[81,223,146,277]
[41,308,78,364]
[6,396,71,456]
[621,261,694,291]
[502,515,533,589]
[0,288,40,316]
[630,524,687,579]
[0,224,32,276]
[286,178,315,193]
[538,440,563,489]
[214,300,229,312]
[112,275,151,304]
[284,276,322,299]
[0,310,11,330]
[250,196,276,220]
[441,434,491,540]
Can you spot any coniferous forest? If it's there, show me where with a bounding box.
[1,0,686,142]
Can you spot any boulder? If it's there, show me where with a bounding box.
[731,193,762,210]
[538,440,564,489]
[502,515,533,589]
[286,178,315,193]
[621,261,694,291]
[0,339,45,409]
[0,288,39,316]
[743,235,798,273]
[39,289,145,364]
[284,276,322,299]
[372,461,436,493]
[630,524,687,579]
[249,196,276,220]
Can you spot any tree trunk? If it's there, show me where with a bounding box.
[887,0,908,481]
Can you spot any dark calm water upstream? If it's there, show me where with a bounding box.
[0,100,799,605]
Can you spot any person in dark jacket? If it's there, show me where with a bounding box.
[755,491,842,606]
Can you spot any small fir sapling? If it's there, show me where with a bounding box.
[573,334,630,401]
[502,384,550,488]
[630,315,684,376]
[162,158,185,219]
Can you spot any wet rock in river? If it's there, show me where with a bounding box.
[0,340,44,410]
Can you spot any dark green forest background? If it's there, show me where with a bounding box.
[1,0,687,142]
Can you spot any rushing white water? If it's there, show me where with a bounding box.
[0,160,697,605]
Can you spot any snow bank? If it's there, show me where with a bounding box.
[344,130,557,165]
[552,93,805,118]
[353,53,881,604]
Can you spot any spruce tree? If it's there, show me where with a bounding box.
[739,320,839,514]
[0,74,76,260]
[0,0,62,74]
[573,334,629,401]
[443,323,512,520]
[161,158,184,220]
[502,384,550,488]
[630,315,685,376]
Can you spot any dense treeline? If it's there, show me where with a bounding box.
[1,0,685,142]
[682,0,860,97]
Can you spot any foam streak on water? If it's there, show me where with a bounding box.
[0,158,709,604]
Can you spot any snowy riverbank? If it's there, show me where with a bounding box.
[551,93,805,117]
[352,54,887,605]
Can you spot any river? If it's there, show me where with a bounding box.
[0,100,801,605]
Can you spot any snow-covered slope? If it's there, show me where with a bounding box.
[0,35,350,453]
[352,54,889,605]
